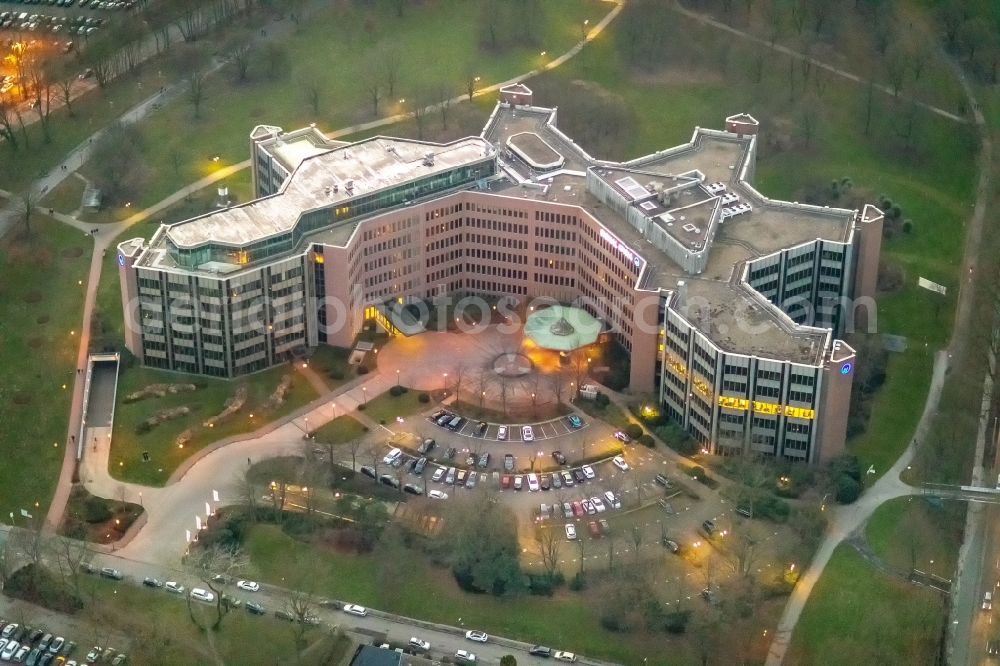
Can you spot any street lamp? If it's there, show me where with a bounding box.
[581,19,590,42]
[362,386,368,405]
[396,369,400,387]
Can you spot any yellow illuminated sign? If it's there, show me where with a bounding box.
[314,255,325,264]
[666,355,687,377]
[716,397,815,420]
[692,377,711,398]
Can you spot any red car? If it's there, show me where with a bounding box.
[571,501,584,517]
[501,475,512,489]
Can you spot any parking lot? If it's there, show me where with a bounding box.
[446,414,589,442]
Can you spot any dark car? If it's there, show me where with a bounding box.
[99,567,123,580]
[654,473,672,487]
[662,538,680,554]
[572,469,586,484]
[504,454,515,472]
[27,629,43,645]
[476,421,488,436]
[551,450,567,465]
[540,474,551,491]
[379,474,400,488]
[360,466,377,479]
[403,483,424,496]
[448,417,465,431]
[246,601,266,615]
[436,413,453,426]
[275,609,295,622]
[417,438,436,454]
[701,519,717,536]
[413,457,428,475]
[142,577,162,588]
[445,447,457,460]
[477,452,490,468]
[529,646,553,657]
[430,410,446,422]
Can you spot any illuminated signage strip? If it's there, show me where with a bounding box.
[599,228,636,264]
[718,396,815,420]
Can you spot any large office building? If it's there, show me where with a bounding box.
[118,84,882,463]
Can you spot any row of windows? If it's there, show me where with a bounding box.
[533,273,575,287]
[534,210,576,224]
[533,257,574,271]
[534,227,576,240]
[465,264,527,280]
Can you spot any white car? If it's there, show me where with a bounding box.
[428,490,449,500]
[343,604,368,617]
[165,581,185,594]
[527,473,540,492]
[554,651,578,662]
[614,431,630,443]
[590,496,607,513]
[408,637,431,652]
[382,448,402,465]
[236,580,259,592]
[465,630,489,643]
[431,466,446,482]
[497,426,508,440]
[612,455,630,471]
[582,465,596,480]
[1,624,17,639]
[455,649,478,663]
[1,641,19,661]
[190,587,215,603]
[521,425,534,441]
[604,490,621,509]
[565,523,577,540]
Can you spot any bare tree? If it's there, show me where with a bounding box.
[379,46,402,100]
[884,44,907,96]
[227,39,254,83]
[0,96,19,151]
[436,81,452,130]
[726,533,758,578]
[51,536,90,601]
[233,468,260,523]
[187,71,207,119]
[537,527,562,578]
[451,362,467,400]
[629,525,644,565]
[363,69,382,117]
[185,544,249,631]
[548,371,568,405]
[346,437,365,472]
[16,189,38,234]
[262,43,290,80]
[303,78,321,115]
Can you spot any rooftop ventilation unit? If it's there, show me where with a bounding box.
[345,180,354,193]
[423,152,435,166]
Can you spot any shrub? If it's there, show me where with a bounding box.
[500,656,517,666]
[134,421,152,435]
[638,433,655,448]
[600,613,633,632]
[569,571,587,591]
[835,474,862,504]
[527,573,560,596]
[755,494,791,522]
[660,610,691,634]
[624,423,643,440]
[83,497,112,524]
[594,392,610,407]
[329,369,345,380]
[389,385,405,397]
[418,393,430,403]
[902,219,913,233]
[357,365,370,375]
[357,403,367,411]
[687,465,706,481]
[655,423,699,456]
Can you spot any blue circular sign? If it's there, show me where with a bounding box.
[840,362,853,375]
[117,254,126,267]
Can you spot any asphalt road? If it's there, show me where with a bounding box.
[962,502,1000,666]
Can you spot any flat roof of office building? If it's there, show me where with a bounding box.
[164,135,494,250]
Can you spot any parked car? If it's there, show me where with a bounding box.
[84,647,101,663]
[38,635,52,652]
[581,465,596,480]
[445,447,457,460]
[436,412,453,426]
[110,655,127,666]
[246,601,266,615]
[360,466,377,479]
[654,473,671,487]
[447,416,464,431]
[403,483,424,495]
[455,649,477,664]
[604,490,621,509]
[527,473,540,491]
[343,604,367,617]
[456,469,468,485]
[236,580,259,593]
[551,472,562,489]
[497,426,508,440]
[561,470,575,487]
[540,474,551,490]
[382,448,402,465]
[553,651,578,662]
[529,646,553,657]
[567,414,583,429]
[379,474,400,488]
[562,502,573,519]
[275,610,295,622]
[611,455,629,471]
[551,450,567,465]
[501,475,512,489]
[1,642,18,661]
[736,504,753,518]
[590,496,606,512]
[408,637,431,652]
[428,490,449,500]
[572,469,586,484]
[477,452,490,468]
[588,521,601,538]
[503,454,515,472]
[702,519,717,537]
[513,475,524,490]
[571,501,584,517]
[582,499,596,515]
[521,425,534,442]
[430,410,446,422]
[142,577,162,588]
[417,438,436,454]
[2,625,18,640]
[464,472,477,489]
[564,524,577,540]
[476,421,488,436]
[190,588,215,603]
[99,568,123,580]
[614,431,631,443]
[413,457,428,475]
[598,518,610,534]
[431,466,446,482]
[445,467,457,485]
[464,630,488,643]
[465,452,476,467]
[164,581,185,594]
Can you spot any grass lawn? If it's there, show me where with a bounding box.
[310,415,369,445]
[786,545,944,665]
[78,575,348,665]
[245,524,665,664]
[109,365,318,486]
[575,398,631,431]
[359,387,432,425]
[0,216,90,518]
[865,496,963,580]
[40,176,87,215]
[108,0,608,211]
